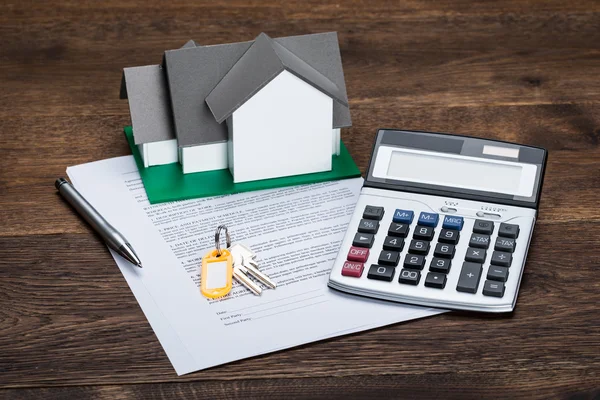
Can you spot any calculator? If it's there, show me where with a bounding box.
[328,129,547,313]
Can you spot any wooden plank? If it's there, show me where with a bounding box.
[0,226,598,388]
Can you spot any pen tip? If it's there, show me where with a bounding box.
[137,263,143,268]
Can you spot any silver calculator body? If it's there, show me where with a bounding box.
[328,129,547,313]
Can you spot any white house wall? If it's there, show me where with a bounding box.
[181,142,228,174]
[231,70,333,183]
[138,139,179,167]
[332,128,341,156]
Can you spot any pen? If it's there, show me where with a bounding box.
[55,177,143,268]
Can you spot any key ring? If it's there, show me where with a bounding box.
[214,225,231,257]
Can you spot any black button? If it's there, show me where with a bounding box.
[398,269,421,285]
[465,247,487,263]
[469,233,490,249]
[367,264,395,281]
[487,266,509,282]
[433,243,455,259]
[439,229,460,245]
[483,280,505,297]
[457,262,483,293]
[352,232,374,248]
[388,222,409,238]
[357,219,379,234]
[498,223,520,239]
[408,239,430,255]
[363,206,385,221]
[430,258,451,273]
[413,225,435,241]
[425,272,447,289]
[383,236,404,251]
[495,237,516,253]
[403,254,425,270]
[491,251,512,267]
[473,219,494,235]
[378,250,400,266]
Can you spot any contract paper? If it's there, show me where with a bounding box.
[67,156,442,375]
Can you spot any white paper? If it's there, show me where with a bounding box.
[67,156,442,375]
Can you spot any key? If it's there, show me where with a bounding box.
[388,222,409,238]
[425,272,446,289]
[491,251,512,267]
[457,262,483,293]
[398,269,421,285]
[403,254,425,270]
[430,258,451,273]
[434,243,455,259]
[495,237,516,253]
[229,243,277,293]
[469,233,490,249]
[241,255,277,289]
[353,232,374,248]
[347,246,369,262]
[439,228,460,245]
[442,216,464,231]
[498,222,520,239]
[358,219,379,234]
[378,250,400,266]
[487,266,509,282]
[483,280,505,297]
[363,205,385,220]
[413,225,435,241]
[408,239,430,255]
[393,209,414,224]
[232,264,263,295]
[473,219,494,235]
[383,236,404,251]
[367,264,395,282]
[341,261,364,278]
[465,247,486,263]
[418,212,439,227]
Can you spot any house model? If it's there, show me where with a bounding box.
[120,32,351,183]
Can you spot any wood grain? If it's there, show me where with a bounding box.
[0,0,599,398]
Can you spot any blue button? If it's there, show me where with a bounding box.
[418,212,439,227]
[442,215,464,231]
[393,209,414,224]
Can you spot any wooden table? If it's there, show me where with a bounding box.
[1,1,599,398]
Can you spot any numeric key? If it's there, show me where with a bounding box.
[358,219,379,234]
[378,250,400,266]
[383,236,404,251]
[367,264,395,281]
[388,222,409,237]
[434,243,455,259]
[430,258,451,273]
[439,229,460,245]
[403,254,425,270]
[409,240,430,255]
[398,269,421,285]
[413,225,434,241]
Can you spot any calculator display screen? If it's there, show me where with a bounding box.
[385,149,535,197]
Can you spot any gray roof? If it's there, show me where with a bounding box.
[164,32,351,148]
[120,65,175,145]
[206,33,348,124]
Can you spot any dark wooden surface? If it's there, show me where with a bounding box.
[1,1,599,398]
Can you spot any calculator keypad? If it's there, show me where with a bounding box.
[343,205,523,303]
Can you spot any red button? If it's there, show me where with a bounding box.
[342,261,364,277]
[347,246,369,262]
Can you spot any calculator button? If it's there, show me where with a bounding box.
[439,229,460,245]
[392,209,414,224]
[498,223,520,239]
[413,225,435,241]
[403,254,426,270]
[398,269,421,285]
[483,280,505,297]
[433,243,455,259]
[341,261,364,278]
[465,247,487,263]
[383,236,404,251]
[473,219,494,235]
[469,233,490,249]
[388,222,409,238]
[418,212,439,227]
[352,233,374,248]
[363,206,385,221]
[357,219,379,234]
[408,240,430,255]
[457,262,483,293]
[487,266,509,282]
[490,251,512,267]
[378,250,400,266]
[430,258,451,273]
[494,237,516,253]
[442,216,464,231]
[347,246,369,263]
[367,264,395,282]
[425,272,447,289]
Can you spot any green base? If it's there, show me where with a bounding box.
[125,126,361,204]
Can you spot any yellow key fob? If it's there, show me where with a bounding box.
[201,249,233,299]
